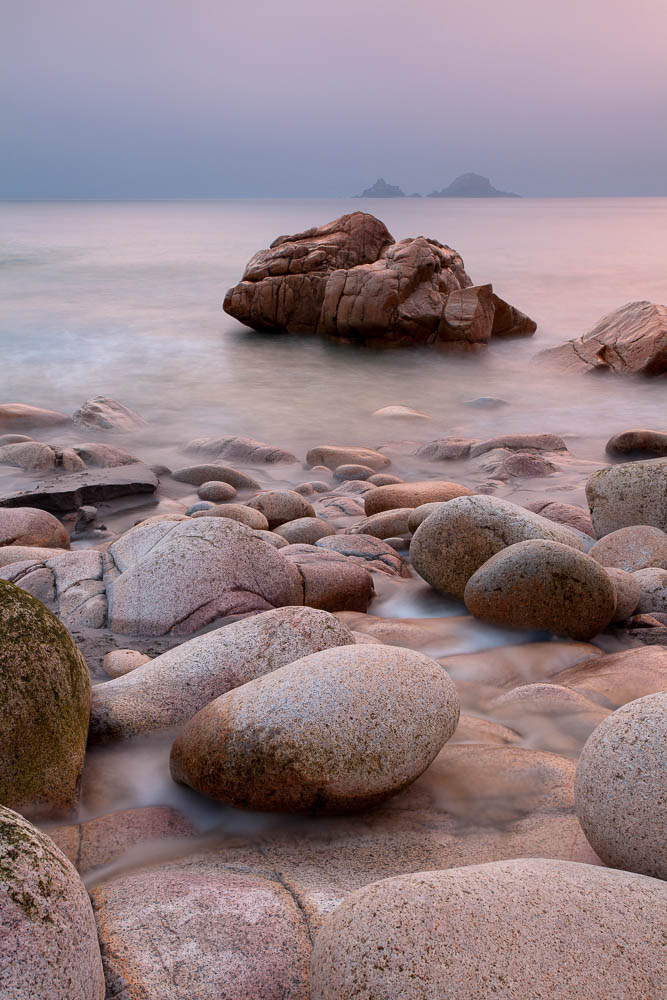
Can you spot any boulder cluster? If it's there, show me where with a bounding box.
[1,405,666,998]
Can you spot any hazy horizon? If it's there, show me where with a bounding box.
[3,0,667,200]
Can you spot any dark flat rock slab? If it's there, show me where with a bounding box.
[0,463,158,512]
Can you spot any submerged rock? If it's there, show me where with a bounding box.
[106,515,303,635]
[540,300,667,375]
[171,463,261,489]
[0,402,70,430]
[311,859,667,1000]
[72,395,146,431]
[306,444,390,471]
[575,693,667,878]
[0,581,90,816]
[224,211,535,347]
[170,644,459,813]
[185,434,297,464]
[90,606,353,741]
[0,806,104,999]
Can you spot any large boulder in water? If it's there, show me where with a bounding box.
[539,300,667,374]
[224,212,536,347]
[0,580,90,817]
[106,514,304,635]
[0,806,104,999]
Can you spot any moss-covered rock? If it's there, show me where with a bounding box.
[0,804,104,998]
[0,580,90,817]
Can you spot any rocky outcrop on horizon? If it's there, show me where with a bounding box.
[223,211,536,347]
[539,301,667,375]
[428,172,520,198]
[357,177,405,198]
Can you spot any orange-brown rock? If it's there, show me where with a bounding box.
[540,300,667,374]
[224,212,535,347]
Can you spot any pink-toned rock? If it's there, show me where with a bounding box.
[196,480,237,502]
[346,508,412,539]
[274,517,335,544]
[0,441,57,471]
[0,402,70,429]
[524,498,595,537]
[185,435,298,464]
[364,480,472,515]
[72,396,146,432]
[311,858,667,1000]
[246,490,315,527]
[575,692,667,879]
[606,428,667,457]
[551,646,667,708]
[91,862,311,1000]
[606,566,641,620]
[102,649,151,678]
[170,644,460,813]
[306,444,390,471]
[171,464,261,489]
[281,544,374,612]
[0,806,105,999]
[589,525,667,571]
[416,437,476,460]
[540,300,667,374]
[315,533,410,577]
[0,507,70,548]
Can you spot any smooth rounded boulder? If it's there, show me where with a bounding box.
[170,644,459,813]
[0,580,90,816]
[606,567,641,620]
[575,692,667,878]
[586,457,667,536]
[306,445,390,471]
[464,540,616,640]
[106,515,303,634]
[196,480,237,502]
[633,567,667,614]
[606,428,667,457]
[589,525,667,571]
[410,495,585,600]
[0,806,104,999]
[274,516,336,544]
[91,606,353,741]
[310,859,667,1000]
[364,480,472,516]
[246,489,316,527]
[0,506,69,549]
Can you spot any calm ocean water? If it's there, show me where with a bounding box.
[2,198,666,464]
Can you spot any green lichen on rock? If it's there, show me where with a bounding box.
[0,580,90,817]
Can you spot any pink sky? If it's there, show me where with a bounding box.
[3,0,667,197]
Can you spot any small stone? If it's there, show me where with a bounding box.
[254,528,289,548]
[196,480,237,502]
[575,692,667,878]
[103,649,152,678]
[246,489,316,527]
[367,473,403,486]
[364,480,472,516]
[346,508,413,539]
[185,501,213,515]
[306,445,390,471]
[171,463,260,489]
[274,516,336,544]
[190,502,269,529]
[371,405,431,419]
[333,463,375,481]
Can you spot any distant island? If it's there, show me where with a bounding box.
[357,178,405,198]
[428,173,520,198]
[356,173,520,198]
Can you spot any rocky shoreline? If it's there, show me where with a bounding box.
[0,388,666,997]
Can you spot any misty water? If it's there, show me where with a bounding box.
[4,197,666,876]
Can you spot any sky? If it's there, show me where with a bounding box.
[2,0,667,198]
